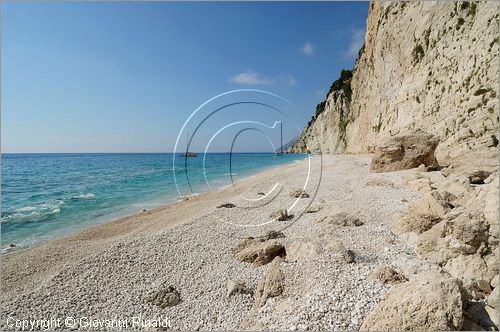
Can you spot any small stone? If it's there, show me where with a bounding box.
[426,165,441,172]
[369,266,407,284]
[264,230,285,240]
[327,212,364,227]
[289,189,310,198]
[271,209,290,221]
[217,202,236,208]
[233,239,286,266]
[365,179,395,187]
[226,279,253,297]
[326,241,355,263]
[306,206,322,213]
[149,286,181,308]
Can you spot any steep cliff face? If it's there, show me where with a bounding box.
[290,1,499,163]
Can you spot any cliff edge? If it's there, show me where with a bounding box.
[289,1,499,164]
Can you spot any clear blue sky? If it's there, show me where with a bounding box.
[1,1,368,153]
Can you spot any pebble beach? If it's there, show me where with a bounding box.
[1,155,436,330]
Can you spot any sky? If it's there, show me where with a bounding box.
[1,1,369,153]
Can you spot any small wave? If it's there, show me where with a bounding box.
[70,193,96,200]
[2,201,63,224]
[16,206,38,212]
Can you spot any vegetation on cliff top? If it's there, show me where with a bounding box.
[328,69,353,103]
[307,69,353,130]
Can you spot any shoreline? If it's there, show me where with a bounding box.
[1,156,315,296]
[1,153,308,253]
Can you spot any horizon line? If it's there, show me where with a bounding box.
[1,151,294,155]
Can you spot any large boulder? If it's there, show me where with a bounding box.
[444,254,493,300]
[393,191,451,236]
[435,175,471,202]
[370,131,440,173]
[441,149,498,178]
[361,271,464,331]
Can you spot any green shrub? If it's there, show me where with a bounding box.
[357,43,365,59]
[492,135,499,147]
[456,17,465,30]
[413,44,425,62]
[460,1,470,10]
[328,70,353,103]
[474,88,489,96]
[315,101,326,117]
[467,2,477,17]
[489,37,499,52]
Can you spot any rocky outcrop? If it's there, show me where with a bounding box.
[361,271,464,331]
[289,1,499,164]
[393,166,499,328]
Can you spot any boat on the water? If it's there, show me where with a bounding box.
[182,152,198,157]
[182,131,198,157]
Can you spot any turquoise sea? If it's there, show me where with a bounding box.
[1,153,306,251]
